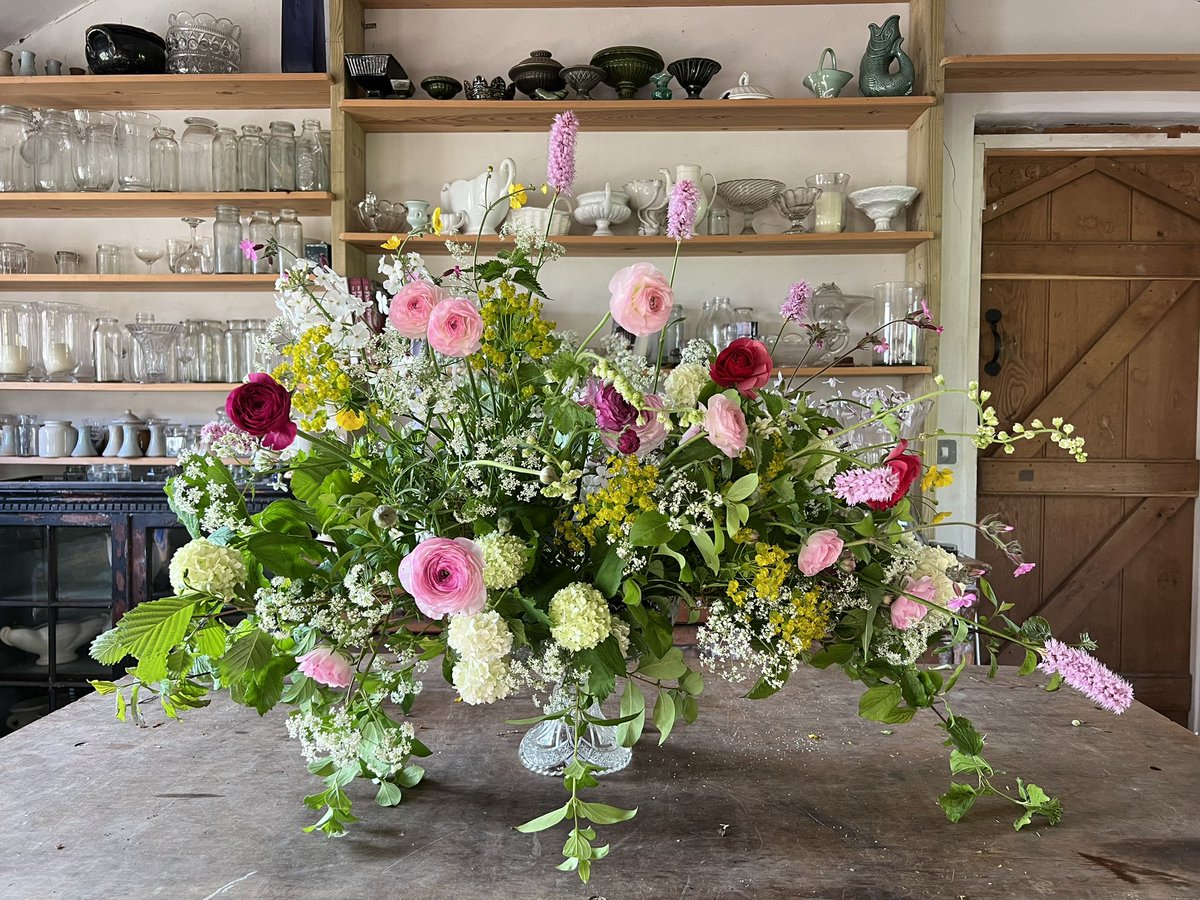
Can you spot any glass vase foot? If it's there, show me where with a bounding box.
[519,699,632,777]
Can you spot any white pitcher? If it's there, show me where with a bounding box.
[659,164,718,227]
[440,158,517,235]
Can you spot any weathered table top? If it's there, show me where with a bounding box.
[1,665,1197,900]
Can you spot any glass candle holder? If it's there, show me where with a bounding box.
[0,302,36,380]
[874,281,927,365]
[38,303,82,381]
[806,172,850,234]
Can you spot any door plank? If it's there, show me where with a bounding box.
[982,157,1097,223]
[1032,497,1186,629]
[978,459,1199,495]
[1008,281,1194,456]
[983,243,1200,278]
[1096,157,1200,224]
[979,281,1048,458]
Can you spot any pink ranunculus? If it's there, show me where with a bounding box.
[891,575,938,631]
[296,647,354,689]
[797,529,844,576]
[387,280,447,338]
[703,393,748,458]
[608,262,674,336]
[225,372,296,451]
[426,298,483,358]
[398,536,487,619]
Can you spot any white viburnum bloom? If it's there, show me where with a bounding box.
[452,656,516,705]
[168,538,247,600]
[475,532,528,590]
[446,610,513,662]
[907,543,960,607]
[549,583,612,652]
[664,362,710,409]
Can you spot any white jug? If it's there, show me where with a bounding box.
[659,164,718,228]
[440,158,517,235]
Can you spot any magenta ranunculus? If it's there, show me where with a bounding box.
[703,393,748,458]
[608,262,674,337]
[398,537,487,619]
[797,529,844,576]
[891,575,937,631]
[710,337,773,398]
[583,379,637,433]
[426,298,483,358]
[593,389,668,457]
[296,647,354,689]
[388,280,447,338]
[225,372,296,451]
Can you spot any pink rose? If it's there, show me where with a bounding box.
[703,393,748,458]
[797,529,844,576]
[426,298,483,358]
[891,575,938,631]
[296,647,354,689]
[608,262,674,336]
[388,280,447,338]
[398,536,487,619]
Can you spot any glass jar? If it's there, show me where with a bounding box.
[0,242,28,274]
[707,206,729,236]
[30,109,80,192]
[243,317,270,373]
[72,110,117,192]
[295,118,323,191]
[663,302,686,367]
[224,319,248,382]
[197,319,227,382]
[63,302,94,381]
[267,120,296,192]
[96,243,121,275]
[246,209,275,274]
[213,204,243,274]
[319,130,331,190]
[806,172,850,233]
[811,282,867,364]
[726,306,758,345]
[874,281,927,365]
[38,304,82,382]
[237,124,267,191]
[115,110,160,192]
[92,317,124,382]
[180,116,217,192]
[274,208,303,270]
[212,126,239,192]
[17,415,38,456]
[707,296,734,350]
[150,126,180,191]
[693,297,714,344]
[0,302,37,380]
[54,250,80,274]
[0,105,36,192]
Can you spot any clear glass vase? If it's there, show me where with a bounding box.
[518,683,632,777]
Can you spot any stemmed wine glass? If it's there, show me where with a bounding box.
[133,246,165,273]
[176,320,200,382]
[173,217,205,275]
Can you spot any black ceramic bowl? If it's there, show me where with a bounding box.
[667,57,722,99]
[85,24,166,75]
[421,74,462,100]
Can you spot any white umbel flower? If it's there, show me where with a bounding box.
[452,657,515,705]
[549,583,612,652]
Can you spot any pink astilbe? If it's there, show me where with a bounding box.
[1039,638,1134,714]
[666,178,700,241]
[546,111,579,196]
[832,466,900,506]
[780,280,813,322]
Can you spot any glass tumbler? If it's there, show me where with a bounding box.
[116,111,161,192]
[0,242,28,274]
[54,250,80,274]
[149,126,180,191]
[806,172,850,233]
[72,110,117,192]
[874,281,927,365]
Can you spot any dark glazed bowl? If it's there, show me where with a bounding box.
[84,24,166,75]
[508,49,565,99]
[421,75,462,100]
[590,46,665,100]
[667,57,722,99]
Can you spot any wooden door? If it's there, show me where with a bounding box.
[977,153,1200,725]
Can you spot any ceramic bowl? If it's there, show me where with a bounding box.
[421,75,462,100]
[590,46,664,100]
[667,57,722,100]
[560,64,606,100]
[849,185,920,231]
[85,24,166,75]
[574,188,632,236]
[0,615,107,666]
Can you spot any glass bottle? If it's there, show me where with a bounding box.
[806,172,850,233]
[115,110,160,192]
[213,204,243,274]
[295,118,324,192]
[92,317,124,382]
[243,318,270,373]
[727,306,758,344]
[246,209,275,274]
[224,319,248,382]
[72,110,117,192]
[96,243,121,275]
[150,126,180,191]
[237,124,267,191]
[0,105,36,192]
[274,208,303,270]
[663,302,686,367]
[30,109,81,192]
[212,126,239,192]
[319,130,331,190]
[694,297,714,344]
[267,120,296,192]
[708,297,734,350]
[180,116,218,192]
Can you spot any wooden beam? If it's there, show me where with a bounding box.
[330,0,368,277]
[983,244,1200,279]
[1007,281,1195,455]
[1033,497,1187,629]
[1095,157,1200,224]
[981,157,1096,224]
[942,53,1200,93]
[978,459,1200,497]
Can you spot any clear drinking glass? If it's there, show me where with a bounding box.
[295,118,323,191]
[0,242,28,274]
[874,281,927,365]
[212,126,239,191]
[149,126,180,191]
[267,120,296,192]
[806,172,850,233]
[224,319,248,382]
[54,250,80,274]
[213,204,243,274]
[0,105,36,192]
[180,116,217,192]
[116,111,161,192]
[72,110,117,192]
[166,238,186,272]
[177,320,202,381]
[173,217,205,275]
[237,124,267,191]
[196,237,215,274]
[96,243,121,275]
[197,319,227,382]
[134,246,165,273]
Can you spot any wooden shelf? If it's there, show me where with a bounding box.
[340,97,936,133]
[1,457,182,467]
[0,73,332,111]
[0,382,239,392]
[343,231,933,256]
[942,54,1200,93]
[776,365,933,377]
[0,192,334,218]
[0,274,278,292]
[364,0,896,6]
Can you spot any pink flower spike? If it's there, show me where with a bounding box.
[1013,562,1036,577]
[832,466,900,505]
[1039,638,1133,714]
[666,178,700,241]
[780,280,813,322]
[546,110,579,196]
[239,239,259,262]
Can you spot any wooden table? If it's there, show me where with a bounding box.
[1,667,1197,899]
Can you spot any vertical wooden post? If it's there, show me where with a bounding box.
[330,0,368,276]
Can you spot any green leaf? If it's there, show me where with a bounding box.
[944,716,985,755]
[594,546,625,597]
[89,628,127,665]
[810,643,854,669]
[112,596,195,664]
[637,647,687,681]
[244,532,328,578]
[938,782,978,823]
[616,679,645,748]
[193,626,227,659]
[1044,671,1064,692]
[949,750,992,776]
[1018,649,1039,676]
[375,781,403,807]
[229,656,290,715]
[629,511,673,547]
[578,801,638,825]
[255,499,318,536]
[679,670,704,697]
[516,802,571,833]
[621,579,642,607]
[653,690,676,745]
[690,528,719,575]
[745,669,786,700]
[725,473,759,502]
[858,684,902,722]
[220,628,275,680]
[89,679,118,695]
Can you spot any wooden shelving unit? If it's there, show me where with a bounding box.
[776,365,932,377]
[941,54,1200,93]
[0,192,334,218]
[0,382,240,392]
[365,0,894,7]
[343,231,933,256]
[341,97,936,133]
[4,457,186,467]
[0,274,279,292]
[0,73,333,111]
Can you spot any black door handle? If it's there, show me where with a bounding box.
[984,308,1003,377]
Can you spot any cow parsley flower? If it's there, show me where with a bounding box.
[168,538,247,600]
[549,583,612,652]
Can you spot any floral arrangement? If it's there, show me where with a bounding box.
[90,112,1126,884]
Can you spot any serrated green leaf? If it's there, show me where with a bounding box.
[193,625,227,659]
[112,596,194,666]
[944,716,985,755]
[89,628,127,665]
[220,628,275,680]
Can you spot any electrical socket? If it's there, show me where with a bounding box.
[936,439,957,465]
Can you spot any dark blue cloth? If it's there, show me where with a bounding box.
[281,0,326,74]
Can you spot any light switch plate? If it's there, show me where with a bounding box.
[936,439,957,465]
